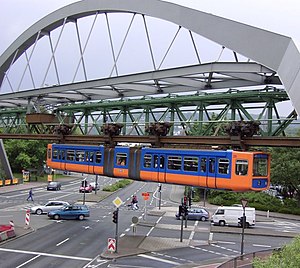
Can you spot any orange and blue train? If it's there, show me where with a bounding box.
[46,144,270,192]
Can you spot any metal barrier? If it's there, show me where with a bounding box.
[217,248,281,268]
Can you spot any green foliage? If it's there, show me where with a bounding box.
[253,236,300,268]
[270,147,300,206]
[3,139,48,173]
[102,179,132,192]
[207,190,300,215]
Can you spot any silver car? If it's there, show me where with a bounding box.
[30,201,70,215]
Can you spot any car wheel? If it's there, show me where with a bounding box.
[36,209,43,215]
[78,215,85,221]
[200,216,206,222]
[219,220,226,226]
[53,214,60,220]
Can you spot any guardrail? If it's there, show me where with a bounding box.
[217,248,281,268]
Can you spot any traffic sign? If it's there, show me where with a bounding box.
[131,216,139,224]
[113,197,123,208]
[107,238,116,252]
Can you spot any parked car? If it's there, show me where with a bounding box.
[79,179,92,193]
[47,204,90,220]
[175,207,209,221]
[90,182,100,191]
[30,201,69,215]
[47,181,61,191]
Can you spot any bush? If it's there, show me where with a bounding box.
[253,236,300,267]
[102,179,132,192]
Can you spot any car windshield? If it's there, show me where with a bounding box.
[48,182,56,186]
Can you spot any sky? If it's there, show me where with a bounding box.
[0,0,299,114]
[1,0,300,55]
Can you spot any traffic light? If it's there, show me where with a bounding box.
[183,205,188,217]
[183,196,187,205]
[112,209,118,224]
[179,205,183,216]
[239,216,246,227]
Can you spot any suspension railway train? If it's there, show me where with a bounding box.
[46,144,270,192]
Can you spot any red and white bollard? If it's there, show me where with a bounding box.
[9,220,14,230]
[25,209,30,228]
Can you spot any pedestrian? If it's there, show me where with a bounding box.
[26,188,34,201]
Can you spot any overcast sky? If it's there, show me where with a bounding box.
[1,0,300,55]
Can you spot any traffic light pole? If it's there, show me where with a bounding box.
[240,209,245,257]
[115,208,119,253]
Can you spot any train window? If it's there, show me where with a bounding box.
[67,150,75,161]
[144,154,152,168]
[95,151,102,163]
[52,149,58,160]
[89,152,95,162]
[116,153,127,166]
[209,158,215,173]
[160,156,165,168]
[253,156,268,176]
[183,157,198,172]
[218,158,229,174]
[200,158,207,172]
[58,150,64,160]
[75,150,85,162]
[47,148,52,159]
[235,160,248,175]
[168,156,182,170]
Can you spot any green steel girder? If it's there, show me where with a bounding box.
[0,88,296,137]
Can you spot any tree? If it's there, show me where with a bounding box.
[3,139,48,174]
[270,147,300,206]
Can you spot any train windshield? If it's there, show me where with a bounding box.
[253,154,268,176]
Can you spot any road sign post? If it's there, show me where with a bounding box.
[240,198,248,258]
[142,192,150,220]
[107,238,116,253]
[112,197,123,254]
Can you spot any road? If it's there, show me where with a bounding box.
[0,176,298,268]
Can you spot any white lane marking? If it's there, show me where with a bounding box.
[120,233,125,237]
[218,241,236,245]
[146,227,154,237]
[253,244,272,248]
[56,238,69,247]
[16,255,41,268]
[0,247,92,261]
[146,216,162,237]
[138,254,180,265]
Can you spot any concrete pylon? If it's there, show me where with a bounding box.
[0,139,13,179]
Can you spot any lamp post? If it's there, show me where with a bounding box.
[240,198,248,258]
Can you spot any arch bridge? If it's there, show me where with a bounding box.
[1,0,300,149]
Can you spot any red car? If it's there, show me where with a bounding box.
[79,179,92,193]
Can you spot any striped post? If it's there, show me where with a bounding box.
[9,220,14,230]
[25,210,30,227]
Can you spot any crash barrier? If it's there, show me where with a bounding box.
[217,247,281,268]
[0,224,16,242]
[0,178,20,187]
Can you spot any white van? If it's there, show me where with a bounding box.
[211,206,255,228]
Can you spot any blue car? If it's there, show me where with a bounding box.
[48,204,90,220]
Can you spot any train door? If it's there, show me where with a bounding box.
[207,157,217,189]
[58,149,66,171]
[153,154,166,183]
[87,151,94,174]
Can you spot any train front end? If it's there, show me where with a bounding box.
[251,152,270,191]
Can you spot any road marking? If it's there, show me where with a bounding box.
[138,254,180,265]
[16,255,41,268]
[0,247,92,261]
[253,244,271,248]
[56,238,69,246]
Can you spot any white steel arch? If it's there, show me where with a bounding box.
[0,0,299,114]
